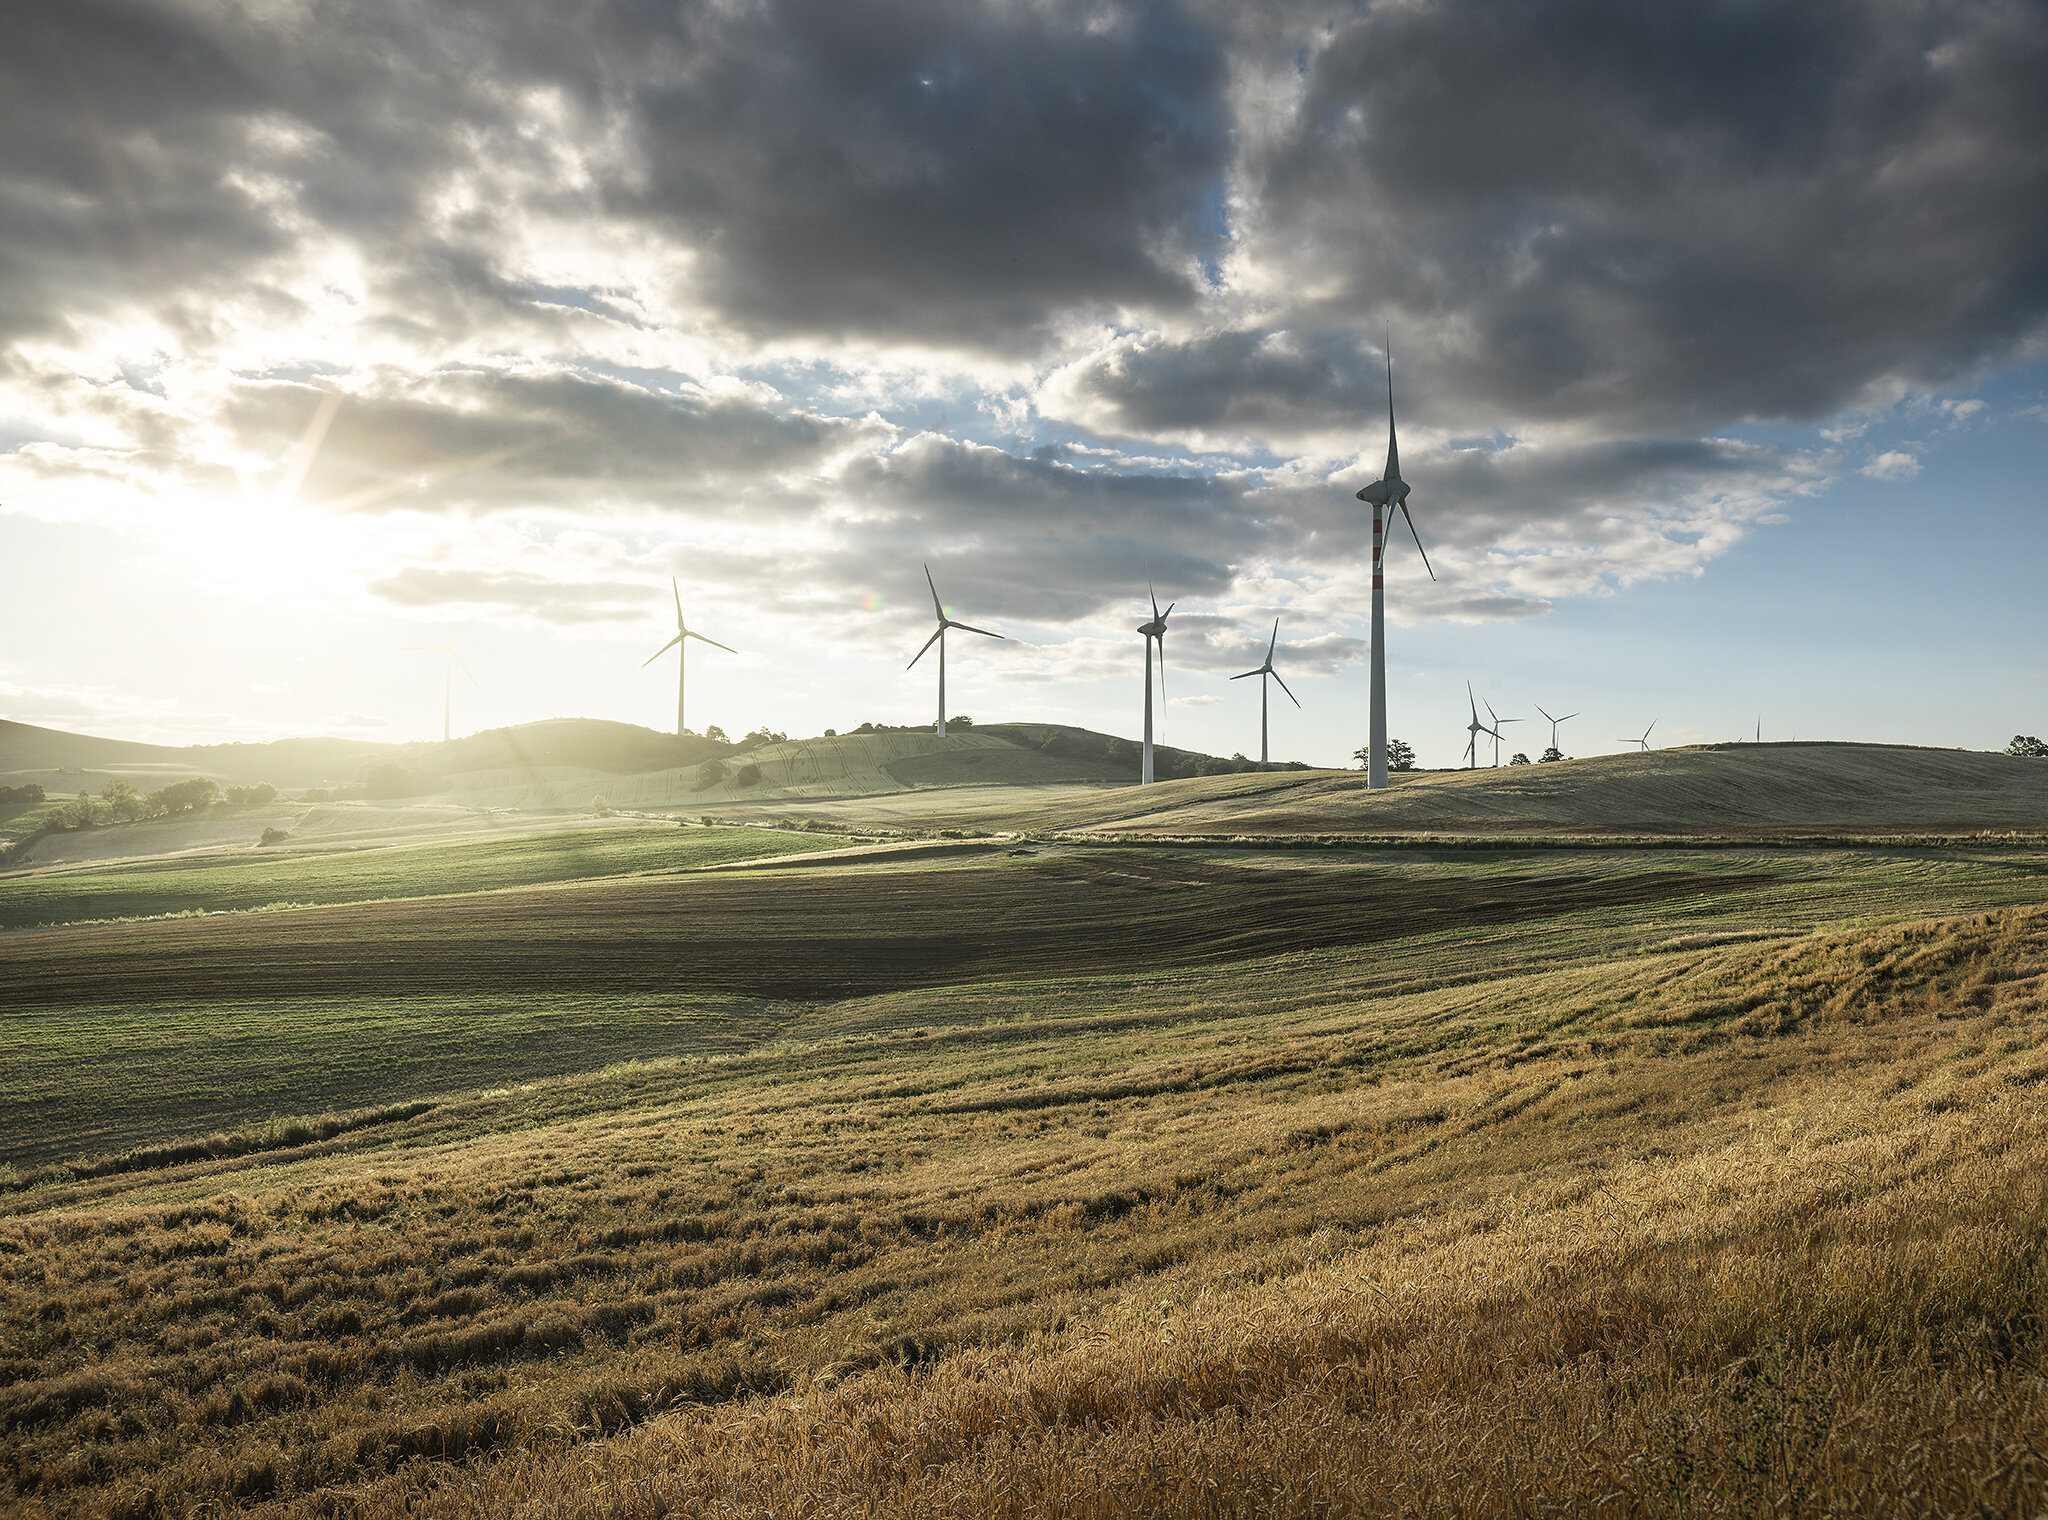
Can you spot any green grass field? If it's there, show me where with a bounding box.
[5,814,2048,1516]
[0,822,842,929]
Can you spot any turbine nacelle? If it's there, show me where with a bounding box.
[1353,477,1409,507]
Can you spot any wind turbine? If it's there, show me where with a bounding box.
[1137,586,1173,783]
[1487,700,1522,766]
[1230,619,1299,764]
[400,644,476,744]
[1535,704,1579,756]
[1619,721,1657,752]
[1355,340,1436,791]
[641,579,736,737]
[906,564,1003,738]
[1462,682,1499,770]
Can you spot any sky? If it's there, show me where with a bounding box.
[2,0,2045,770]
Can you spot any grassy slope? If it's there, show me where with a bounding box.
[2,856,2047,1514]
[1022,742,2048,837]
[0,821,842,930]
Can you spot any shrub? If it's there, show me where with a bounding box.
[2007,735,2047,759]
[224,782,278,805]
[733,764,762,788]
[693,759,727,791]
[149,778,220,814]
[0,783,45,804]
[259,827,291,846]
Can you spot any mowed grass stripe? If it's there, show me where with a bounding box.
[0,823,842,929]
[0,855,1775,1006]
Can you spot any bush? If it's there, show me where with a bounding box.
[733,764,762,788]
[224,782,278,806]
[0,783,45,805]
[149,778,220,814]
[2007,735,2047,759]
[693,759,727,791]
[259,827,291,846]
[301,788,330,803]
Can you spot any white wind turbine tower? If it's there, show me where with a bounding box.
[906,564,1003,738]
[1535,704,1579,756]
[1619,720,1657,752]
[1230,619,1299,764]
[1462,682,1499,770]
[1354,341,1436,791]
[641,579,736,737]
[400,643,476,744]
[1489,702,1523,766]
[1137,585,1173,784]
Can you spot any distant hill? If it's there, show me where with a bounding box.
[1021,742,2048,838]
[0,716,1287,808]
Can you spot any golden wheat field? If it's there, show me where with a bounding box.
[4,836,2048,1516]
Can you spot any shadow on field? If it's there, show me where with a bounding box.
[0,855,1772,1007]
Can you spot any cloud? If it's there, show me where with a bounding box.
[4,0,2043,677]
[1860,450,1921,480]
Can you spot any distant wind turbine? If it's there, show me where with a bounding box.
[641,579,736,737]
[1230,619,1300,764]
[400,643,476,744]
[1462,682,1500,770]
[1619,721,1657,752]
[1137,586,1173,783]
[1487,700,1522,766]
[1535,704,1579,755]
[1354,338,1436,791]
[906,564,1003,738]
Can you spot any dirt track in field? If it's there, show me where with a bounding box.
[0,856,1771,1007]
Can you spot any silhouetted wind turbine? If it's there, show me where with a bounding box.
[1355,340,1436,791]
[1462,682,1499,770]
[1487,700,1522,766]
[400,643,476,744]
[1230,619,1299,764]
[641,579,736,737]
[1535,704,1579,755]
[1137,585,1173,783]
[906,564,1003,738]
[1619,721,1657,752]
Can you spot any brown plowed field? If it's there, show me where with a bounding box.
[0,855,1769,1007]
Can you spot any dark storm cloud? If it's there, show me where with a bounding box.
[837,434,1259,620]
[610,0,1230,347]
[1052,328,1384,443]
[1230,0,2048,433]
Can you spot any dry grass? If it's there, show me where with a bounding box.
[4,896,2048,1516]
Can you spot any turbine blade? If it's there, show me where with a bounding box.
[1161,602,1175,620]
[1273,670,1301,708]
[948,620,1004,640]
[907,624,943,669]
[686,632,738,655]
[1400,502,1435,580]
[672,577,683,629]
[1561,712,1580,723]
[642,633,684,667]
[924,563,944,619]
[1267,618,1280,661]
[1149,581,1160,621]
[453,651,479,686]
[1156,637,1167,703]
[1384,334,1400,481]
[1230,668,1260,681]
[1536,704,1555,725]
[1467,680,1479,723]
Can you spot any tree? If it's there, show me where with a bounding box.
[704,724,728,744]
[1540,746,1565,763]
[1358,739,1418,771]
[224,782,278,806]
[0,783,45,805]
[57,794,100,829]
[100,779,146,822]
[149,778,220,814]
[2007,735,2047,759]
[1509,752,1532,765]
